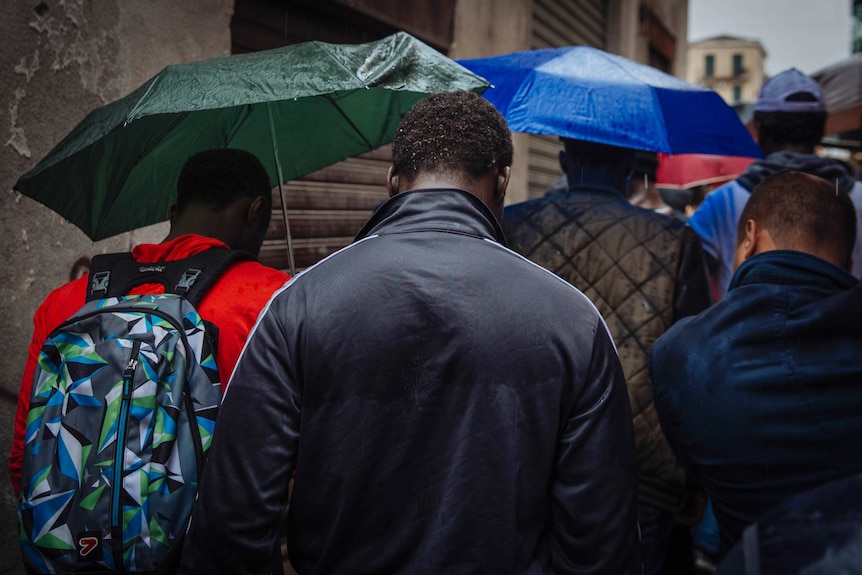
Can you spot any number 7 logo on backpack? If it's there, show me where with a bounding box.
[77,532,100,560]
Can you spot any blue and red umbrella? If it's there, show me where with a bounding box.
[459,46,762,158]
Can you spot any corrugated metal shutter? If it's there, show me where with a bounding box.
[527,0,607,200]
[532,0,605,50]
[259,147,390,271]
[231,0,396,274]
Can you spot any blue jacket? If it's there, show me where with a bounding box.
[650,250,862,555]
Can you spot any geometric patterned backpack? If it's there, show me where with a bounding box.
[18,248,251,574]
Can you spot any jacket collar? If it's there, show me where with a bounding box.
[729,250,858,292]
[563,183,624,200]
[355,188,507,246]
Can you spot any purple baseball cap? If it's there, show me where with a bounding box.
[754,68,826,113]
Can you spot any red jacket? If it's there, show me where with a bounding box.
[9,234,289,494]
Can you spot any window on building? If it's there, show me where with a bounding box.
[733,85,742,103]
[705,54,714,77]
[733,54,744,76]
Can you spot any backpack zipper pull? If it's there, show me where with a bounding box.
[123,345,140,399]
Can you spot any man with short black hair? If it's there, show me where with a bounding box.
[179,91,641,575]
[651,170,862,558]
[688,68,862,298]
[9,148,290,494]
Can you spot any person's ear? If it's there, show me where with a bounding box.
[734,219,758,270]
[246,196,268,227]
[496,165,510,206]
[386,166,399,198]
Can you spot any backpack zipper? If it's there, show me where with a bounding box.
[112,339,141,566]
[59,301,209,475]
[64,302,209,471]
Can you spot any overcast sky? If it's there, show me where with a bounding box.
[688,0,854,75]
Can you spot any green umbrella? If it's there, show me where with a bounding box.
[14,31,489,273]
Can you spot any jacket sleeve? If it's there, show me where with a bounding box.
[673,226,713,323]
[179,291,300,575]
[9,317,46,494]
[550,321,641,575]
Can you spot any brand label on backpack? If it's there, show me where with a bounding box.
[76,532,101,561]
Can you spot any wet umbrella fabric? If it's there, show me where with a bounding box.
[458,46,762,158]
[656,153,757,189]
[14,32,489,246]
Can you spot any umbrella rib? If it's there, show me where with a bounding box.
[224,104,255,146]
[312,42,375,149]
[124,73,164,125]
[316,41,368,87]
[324,95,374,150]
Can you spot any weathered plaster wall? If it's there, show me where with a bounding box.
[449,0,533,204]
[0,1,232,571]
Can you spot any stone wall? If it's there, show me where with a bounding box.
[0,1,232,571]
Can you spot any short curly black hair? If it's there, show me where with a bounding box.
[176,148,272,215]
[392,91,513,181]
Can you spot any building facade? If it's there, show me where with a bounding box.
[0,2,687,571]
[687,35,766,106]
[854,0,861,53]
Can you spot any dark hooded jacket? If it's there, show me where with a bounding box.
[735,151,857,194]
[179,189,641,575]
[651,250,862,555]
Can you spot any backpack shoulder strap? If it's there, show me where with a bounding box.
[178,248,255,307]
[87,248,255,306]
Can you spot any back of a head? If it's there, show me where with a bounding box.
[391,91,513,182]
[753,69,827,150]
[738,171,856,268]
[560,138,637,187]
[562,138,635,168]
[176,148,272,217]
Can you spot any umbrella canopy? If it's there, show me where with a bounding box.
[14,31,489,245]
[458,46,762,158]
[813,52,862,136]
[656,153,757,189]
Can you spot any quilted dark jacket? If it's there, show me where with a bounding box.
[503,186,711,512]
[180,189,641,575]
